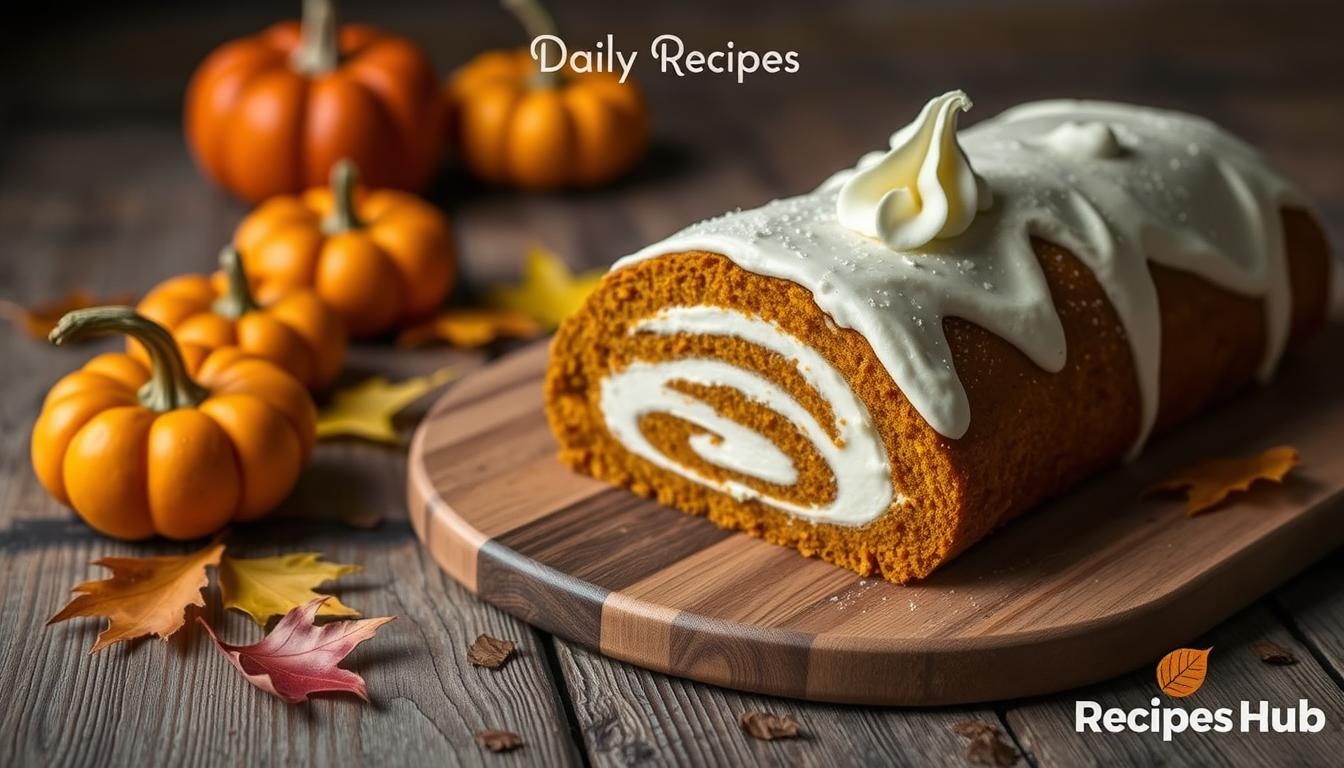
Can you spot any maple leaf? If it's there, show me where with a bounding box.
[1149,445,1299,516]
[395,308,542,349]
[486,246,603,329]
[48,540,224,653]
[220,553,362,626]
[316,367,457,444]
[198,597,394,704]
[0,289,136,340]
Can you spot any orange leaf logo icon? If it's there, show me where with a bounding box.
[1156,647,1212,697]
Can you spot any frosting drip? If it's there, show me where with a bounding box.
[604,96,1310,524]
[836,90,992,250]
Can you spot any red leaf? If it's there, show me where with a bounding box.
[198,597,394,704]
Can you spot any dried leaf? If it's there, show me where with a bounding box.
[1149,446,1299,516]
[48,540,223,653]
[342,509,384,530]
[316,367,457,444]
[475,729,523,753]
[198,597,393,704]
[0,290,135,340]
[738,711,800,741]
[1252,640,1298,666]
[1156,647,1212,697]
[952,720,998,740]
[486,246,603,329]
[396,308,541,349]
[467,634,516,669]
[220,553,362,626]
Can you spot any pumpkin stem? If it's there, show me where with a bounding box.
[212,246,261,320]
[291,0,341,75]
[50,307,210,412]
[322,158,365,233]
[502,0,563,89]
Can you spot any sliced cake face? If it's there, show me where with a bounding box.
[544,92,1333,584]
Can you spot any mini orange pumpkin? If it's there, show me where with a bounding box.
[32,307,316,541]
[234,159,456,338]
[446,0,647,190]
[185,0,445,203]
[134,246,346,390]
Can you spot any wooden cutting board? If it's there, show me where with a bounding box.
[407,322,1344,705]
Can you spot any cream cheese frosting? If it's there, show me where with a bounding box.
[599,94,1311,526]
[836,90,992,250]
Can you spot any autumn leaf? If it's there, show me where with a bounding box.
[486,246,603,329]
[0,290,136,340]
[952,721,1018,767]
[1156,647,1212,697]
[466,634,516,669]
[476,729,523,753]
[1149,446,1299,516]
[396,308,542,349]
[738,711,801,741]
[220,553,362,626]
[48,540,224,653]
[198,597,394,704]
[316,367,457,444]
[1251,640,1298,666]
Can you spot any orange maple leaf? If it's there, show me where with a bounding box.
[1148,446,1299,516]
[48,540,224,653]
[395,308,542,349]
[0,290,136,341]
[1156,647,1212,697]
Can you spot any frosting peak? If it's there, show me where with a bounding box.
[836,90,992,250]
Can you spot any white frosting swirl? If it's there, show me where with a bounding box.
[836,90,992,250]
[599,306,897,525]
[600,95,1313,526]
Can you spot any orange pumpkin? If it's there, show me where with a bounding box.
[32,307,316,541]
[234,159,455,338]
[185,0,445,203]
[134,246,346,390]
[446,0,647,190]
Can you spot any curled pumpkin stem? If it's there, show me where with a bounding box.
[322,159,365,234]
[291,0,341,75]
[50,306,210,412]
[213,246,261,319]
[503,0,563,89]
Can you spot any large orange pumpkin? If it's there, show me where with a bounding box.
[446,0,647,190]
[234,160,455,338]
[185,0,445,203]
[134,247,346,391]
[32,307,316,541]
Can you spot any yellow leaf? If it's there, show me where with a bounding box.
[1156,647,1212,697]
[1149,446,1299,516]
[219,553,362,626]
[317,367,457,444]
[0,289,137,341]
[486,245,603,329]
[47,540,224,653]
[396,308,542,349]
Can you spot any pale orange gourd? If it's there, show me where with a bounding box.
[185,0,444,203]
[234,160,455,338]
[135,246,346,391]
[31,307,316,541]
[446,0,647,190]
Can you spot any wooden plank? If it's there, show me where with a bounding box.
[0,126,580,767]
[1276,549,1344,683]
[407,327,1344,705]
[1005,603,1344,766]
[554,638,1014,767]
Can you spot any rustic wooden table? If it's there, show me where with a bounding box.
[3,1,1343,765]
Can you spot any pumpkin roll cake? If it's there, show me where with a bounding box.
[545,91,1333,584]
